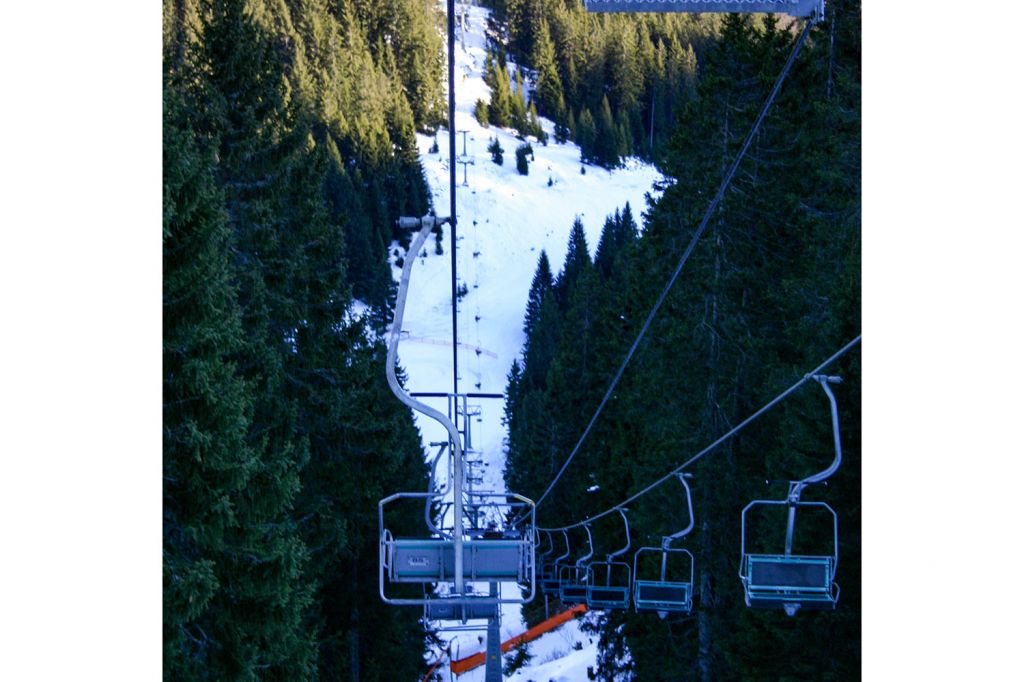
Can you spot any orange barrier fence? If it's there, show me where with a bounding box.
[449,604,588,675]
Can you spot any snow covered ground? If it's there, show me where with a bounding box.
[391,4,661,679]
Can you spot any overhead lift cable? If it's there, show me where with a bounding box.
[538,334,860,533]
[530,19,817,514]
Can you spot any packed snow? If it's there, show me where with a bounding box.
[391,4,661,679]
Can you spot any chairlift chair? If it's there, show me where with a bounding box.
[739,499,839,615]
[585,509,633,611]
[381,492,536,585]
[738,375,844,616]
[380,492,537,621]
[536,530,559,589]
[557,565,590,605]
[379,214,538,620]
[585,561,632,611]
[633,474,696,617]
[558,525,593,605]
[542,530,571,596]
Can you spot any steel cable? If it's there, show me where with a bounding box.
[530,19,816,515]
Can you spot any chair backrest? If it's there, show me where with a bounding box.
[587,559,631,588]
[633,546,694,588]
[389,538,529,583]
[558,563,587,587]
[635,581,692,606]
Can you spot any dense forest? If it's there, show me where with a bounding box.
[479,0,720,167]
[163,0,447,678]
[504,2,861,679]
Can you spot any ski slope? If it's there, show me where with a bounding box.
[391,4,661,679]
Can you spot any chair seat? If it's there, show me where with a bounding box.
[742,554,836,610]
[634,580,693,613]
[587,585,630,610]
[559,585,588,604]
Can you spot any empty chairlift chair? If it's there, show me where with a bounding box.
[558,566,590,606]
[540,531,567,596]
[633,474,696,618]
[558,525,593,606]
[586,509,633,611]
[544,531,573,597]
[738,375,845,616]
[739,498,838,615]
[382,492,536,585]
[379,215,537,618]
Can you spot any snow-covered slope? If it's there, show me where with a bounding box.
[392,4,661,679]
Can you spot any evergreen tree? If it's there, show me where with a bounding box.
[486,51,512,127]
[576,107,597,164]
[475,98,490,127]
[524,291,560,393]
[192,3,321,675]
[618,202,638,247]
[531,19,564,116]
[594,212,620,280]
[523,250,554,340]
[515,142,531,175]
[607,21,642,115]
[510,68,528,133]
[554,217,592,310]
[595,94,624,168]
[488,136,504,165]
[163,95,256,681]
[527,101,546,142]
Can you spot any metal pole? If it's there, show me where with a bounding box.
[463,395,474,527]
[485,583,502,682]
[445,0,464,604]
[447,0,458,397]
[784,504,797,557]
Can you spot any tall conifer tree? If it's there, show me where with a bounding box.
[554,217,592,310]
